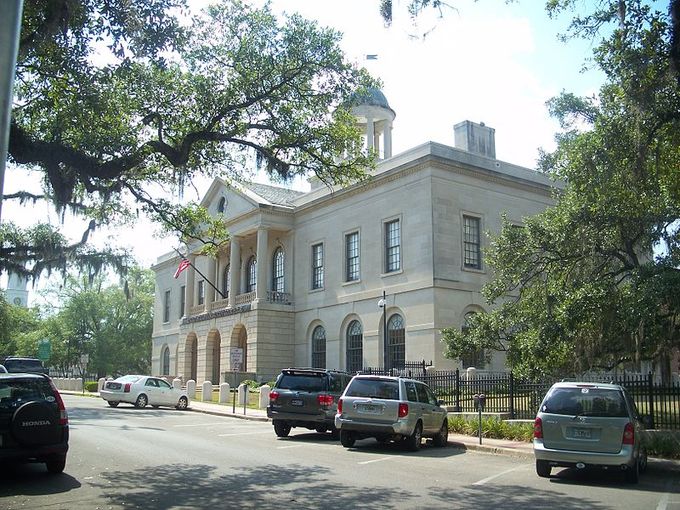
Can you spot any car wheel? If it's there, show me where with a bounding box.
[107,401,119,408]
[406,422,423,452]
[433,419,449,447]
[134,394,148,409]
[639,448,648,473]
[45,454,66,474]
[536,460,551,478]
[176,396,189,410]
[340,430,355,448]
[625,457,640,484]
[273,420,291,438]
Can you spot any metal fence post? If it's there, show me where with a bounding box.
[509,371,515,419]
[454,368,460,412]
[647,372,655,429]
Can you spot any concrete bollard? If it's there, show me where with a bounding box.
[172,378,182,390]
[219,383,230,403]
[201,381,213,402]
[98,378,105,392]
[76,378,83,392]
[466,367,477,380]
[238,383,249,405]
[258,385,270,409]
[186,380,196,399]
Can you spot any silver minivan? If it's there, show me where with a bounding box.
[533,381,648,483]
[335,375,448,450]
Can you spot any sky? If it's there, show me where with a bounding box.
[3,0,608,299]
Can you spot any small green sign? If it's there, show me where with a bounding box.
[38,339,51,362]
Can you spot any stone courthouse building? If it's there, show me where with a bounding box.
[150,90,556,384]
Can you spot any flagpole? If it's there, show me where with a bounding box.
[173,247,227,300]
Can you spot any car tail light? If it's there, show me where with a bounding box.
[317,394,334,407]
[338,398,343,414]
[48,380,69,425]
[534,417,543,439]
[124,383,132,393]
[398,403,409,418]
[269,391,279,403]
[622,422,634,445]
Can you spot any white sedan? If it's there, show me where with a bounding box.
[100,375,189,410]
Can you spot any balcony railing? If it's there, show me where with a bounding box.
[234,291,256,305]
[267,290,292,304]
[210,298,229,311]
[189,304,205,316]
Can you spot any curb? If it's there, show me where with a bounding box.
[188,406,270,423]
[448,440,534,460]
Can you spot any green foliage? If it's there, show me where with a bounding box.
[0,295,41,358]
[442,1,680,380]
[645,432,680,459]
[85,381,99,393]
[447,416,534,442]
[8,0,376,280]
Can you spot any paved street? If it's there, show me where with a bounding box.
[1,395,679,509]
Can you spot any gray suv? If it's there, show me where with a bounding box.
[267,368,352,438]
[335,375,448,451]
[533,381,648,483]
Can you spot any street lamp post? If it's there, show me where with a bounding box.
[378,290,387,371]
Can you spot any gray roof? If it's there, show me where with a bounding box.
[349,87,392,109]
[245,182,307,206]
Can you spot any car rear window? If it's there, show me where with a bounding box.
[541,387,628,417]
[0,378,54,406]
[276,374,326,392]
[5,359,44,371]
[345,379,399,400]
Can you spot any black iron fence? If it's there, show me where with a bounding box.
[358,365,680,430]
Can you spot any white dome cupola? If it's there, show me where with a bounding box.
[349,87,396,160]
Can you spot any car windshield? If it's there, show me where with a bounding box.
[541,387,628,417]
[277,374,326,391]
[345,379,399,400]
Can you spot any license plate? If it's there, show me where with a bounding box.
[573,428,591,439]
[357,403,382,415]
[290,399,304,407]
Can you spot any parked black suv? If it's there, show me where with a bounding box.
[0,373,69,473]
[3,357,49,375]
[267,368,352,438]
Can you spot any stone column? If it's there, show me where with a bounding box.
[206,257,217,309]
[185,254,196,315]
[256,228,268,301]
[366,116,375,154]
[228,237,240,307]
[384,121,393,159]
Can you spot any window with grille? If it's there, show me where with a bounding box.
[197,281,205,305]
[273,248,285,292]
[346,320,363,373]
[162,346,170,375]
[312,243,324,290]
[385,219,401,273]
[163,290,171,323]
[222,265,230,298]
[463,215,481,269]
[345,232,360,282]
[387,314,405,369]
[312,326,326,368]
[247,256,257,292]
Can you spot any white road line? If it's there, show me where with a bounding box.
[656,480,674,510]
[472,465,528,486]
[277,444,304,450]
[217,431,272,437]
[357,457,392,465]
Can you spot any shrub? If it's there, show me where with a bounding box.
[645,433,680,459]
[85,381,99,392]
[448,416,533,442]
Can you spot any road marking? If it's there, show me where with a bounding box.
[277,444,304,450]
[472,464,528,485]
[358,457,392,465]
[656,480,673,510]
[173,422,236,428]
[217,431,272,437]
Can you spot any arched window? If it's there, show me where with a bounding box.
[346,320,363,373]
[272,248,284,293]
[461,311,486,369]
[387,314,405,369]
[246,256,257,293]
[312,326,326,369]
[217,197,226,213]
[162,346,170,375]
[222,264,230,298]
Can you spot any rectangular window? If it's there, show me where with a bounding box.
[312,243,324,290]
[197,280,205,305]
[179,285,186,318]
[463,215,481,269]
[385,219,401,273]
[345,231,359,282]
[163,290,171,323]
